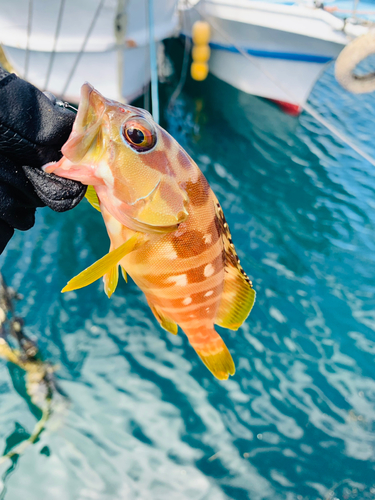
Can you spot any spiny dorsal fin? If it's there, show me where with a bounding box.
[148,302,178,335]
[213,197,256,330]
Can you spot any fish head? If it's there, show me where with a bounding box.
[48,83,193,232]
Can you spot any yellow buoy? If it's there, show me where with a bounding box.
[191,62,209,81]
[191,21,211,81]
[192,45,211,63]
[192,21,211,46]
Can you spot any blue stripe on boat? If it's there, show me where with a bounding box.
[209,41,334,63]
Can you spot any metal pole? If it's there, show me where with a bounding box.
[148,0,159,123]
[352,0,360,19]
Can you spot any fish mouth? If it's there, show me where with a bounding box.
[74,83,106,132]
[61,82,106,163]
[73,82,95,133]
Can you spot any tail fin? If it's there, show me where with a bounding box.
[186,328,235,380]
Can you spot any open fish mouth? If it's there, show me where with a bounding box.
[61,83,106,164]
[73,82,95,133]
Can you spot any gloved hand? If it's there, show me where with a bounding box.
[0,67,87,254]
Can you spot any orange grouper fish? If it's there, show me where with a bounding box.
[44,83,256,380]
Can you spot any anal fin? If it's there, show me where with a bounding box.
[149,302,178,335]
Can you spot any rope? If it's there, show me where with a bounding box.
[194,3,375,169]
[168,27,192,109]
[24,0,33,80]
[304,103,375,167]
[44,0,66,91]
[353,0,360,19]
[148,0,160,123]
[60,0,105,99]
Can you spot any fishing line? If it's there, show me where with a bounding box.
[60,0,105,99]
[44,0,66,91]
[24,0,33,80]
[193,3,375,169]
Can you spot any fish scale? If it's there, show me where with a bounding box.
[44,82,256,380]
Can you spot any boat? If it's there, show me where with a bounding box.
[0,0,179,104]
[180,0,373,114]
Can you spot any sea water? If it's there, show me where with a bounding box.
[0,48,374,499]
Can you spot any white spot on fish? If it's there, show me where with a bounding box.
[182,297,192,305]
[106,216,122,235]
[204,264,214,277]
[97,162,115,187]
[163,243,178,260]
[166,274,187,286]
[189,314,195,318]
[203,234,212,244]
[204,290,213,297]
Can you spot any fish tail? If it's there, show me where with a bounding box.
[185,327,235,380]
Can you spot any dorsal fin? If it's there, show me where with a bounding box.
[213,197,256,331]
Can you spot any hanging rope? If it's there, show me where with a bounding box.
[169,31,191,109]
[194,3,375,169]
[44,0,66,91]
[60,0,105,99]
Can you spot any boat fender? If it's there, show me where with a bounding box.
[335,30,375,94]
[191,21,211,81]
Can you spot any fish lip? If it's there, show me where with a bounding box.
[61,82,105,163]
[74,82,95,133]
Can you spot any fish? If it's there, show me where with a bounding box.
[44,83,256,380]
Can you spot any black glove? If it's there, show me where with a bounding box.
[0,68,87,254]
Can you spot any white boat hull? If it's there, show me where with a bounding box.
[0,0,179,103]
[181,0,369,110]
[2,44,153,104]
[209,49,329,108]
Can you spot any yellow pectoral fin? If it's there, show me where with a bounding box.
[103,265,119,298]
[62,233,146,293]
[85,185,101,212]
[148,302,178,335]
[130,178,189,230]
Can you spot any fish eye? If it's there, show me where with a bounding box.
[122,117,157,152]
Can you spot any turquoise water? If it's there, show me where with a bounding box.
[1,49,375,499]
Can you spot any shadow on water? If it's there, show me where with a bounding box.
[0,38,374,499]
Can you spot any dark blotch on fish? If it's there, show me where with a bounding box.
[185,172,210,207]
